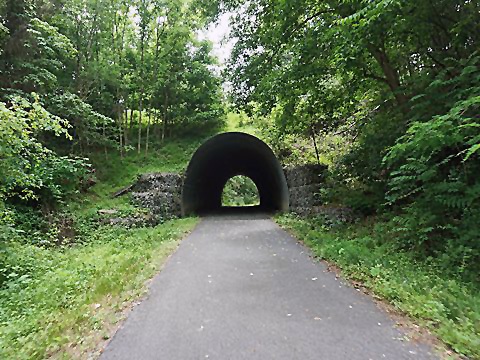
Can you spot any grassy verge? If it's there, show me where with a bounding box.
[0,217,198,359]
[2,121,247,359]
[0,134,211,359]
[275,213,480,359]
[224,111,261,137]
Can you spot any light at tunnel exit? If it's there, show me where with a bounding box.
[222,176,260,207]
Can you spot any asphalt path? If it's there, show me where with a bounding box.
[101,213,438,360]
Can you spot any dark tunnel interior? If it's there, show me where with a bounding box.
[182,132,289,216]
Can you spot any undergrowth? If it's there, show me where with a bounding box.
[222,175,260,207]
[275,213,480,359]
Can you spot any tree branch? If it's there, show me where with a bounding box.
[264,8,336,65]
[363,70,388,84]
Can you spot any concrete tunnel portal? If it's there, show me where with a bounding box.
[182,132,289,215]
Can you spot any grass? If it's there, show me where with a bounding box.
[3,115,479,359]
[73,116,256,215]
[0,120,266,359]
[275,213,480,359]
[0,134,209,359]
[0,115,275,359]
[68,114,261,216]
[224,111,261,136]
[0,218,198,359]
[72,134,214,214]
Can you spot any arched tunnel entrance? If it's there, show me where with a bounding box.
[182,132,289,216]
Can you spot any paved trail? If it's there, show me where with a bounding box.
[101,214,437,360]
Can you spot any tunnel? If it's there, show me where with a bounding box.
[182,132,289,215]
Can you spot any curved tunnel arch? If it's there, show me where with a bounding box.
[182,132,289,215]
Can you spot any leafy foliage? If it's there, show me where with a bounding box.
[203,0,480,265]
[0,0,224,236]
[46,91,116,151]
[1,0,479,356]
[0,96,90,206]
[0,218,197,359]
[1,0,225,155]
[383,54,480,260]
[222,176,260,207]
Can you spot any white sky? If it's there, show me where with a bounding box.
[198,12,236,66]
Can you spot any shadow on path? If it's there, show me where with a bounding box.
[199,206,271,220]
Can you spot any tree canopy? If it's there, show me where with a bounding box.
[1,1,480,357]
[0,0,225,207]
[197,0,480,266]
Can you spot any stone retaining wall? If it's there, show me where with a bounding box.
[106,164,347,225]
[284,164,326,212]
[131,173,183,220]
[130,165,329,219]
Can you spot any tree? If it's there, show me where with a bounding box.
[203,0,480,257]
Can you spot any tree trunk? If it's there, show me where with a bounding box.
[138,98,142,154]
[162,91,168,142]
[310,125,321,165]
[129,107,134,134]
[367,44,409,110]
[118,107,124,158]
[138,22,145,154]
[145,108,151,156]
[103,120,108,160]
[153,108,159,136]
[124,109,129,146]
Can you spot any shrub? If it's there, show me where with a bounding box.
[0,95,92,208]
[383,54,480,265]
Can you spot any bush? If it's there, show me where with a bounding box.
[0,95,92,208]
[222,176,260,207]
[384,54,480,265]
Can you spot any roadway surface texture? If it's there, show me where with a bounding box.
[101,213,438,360]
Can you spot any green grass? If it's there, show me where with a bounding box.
[0,119,352,359]
[0,117,268,359]
[275,213,480,359]
[0,218,198,359]
[69,117,262,216]
[0,134,211,359]
[72,135,213,214]
[73,121,263,215]
[224,111,261,136]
